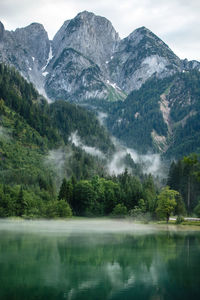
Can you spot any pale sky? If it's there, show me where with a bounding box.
[0,0,200,61]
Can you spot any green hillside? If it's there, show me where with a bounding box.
[0,64,116,217]
[106,70,200,158]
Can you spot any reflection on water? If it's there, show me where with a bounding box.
[0,219,200,300]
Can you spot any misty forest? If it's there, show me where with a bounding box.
[0,63,200,221]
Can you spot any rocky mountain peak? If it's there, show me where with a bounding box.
[52,11,120,68]
[0,12,199,104]
[108,25,182,93]
[76,10,96,19]
[127,26,151,39]
[13,22,50,68]
[0,21,5,42]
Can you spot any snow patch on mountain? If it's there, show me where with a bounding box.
[42,45,53,71]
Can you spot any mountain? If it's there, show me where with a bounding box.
[1,11,199,103]
[106,70,200,158]
[108,26,181,93]
[0,63,116,187]
[0,63,149,218]
[1,11,200,160]
[0,21,50,97]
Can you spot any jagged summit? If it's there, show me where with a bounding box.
[108,23,182,93]
[16,22,46,30]
[0,11,199,102]
[0,21,4,42]
[76,10,97,18]
[52,11,119,64]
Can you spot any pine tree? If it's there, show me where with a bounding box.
[16,186,26,216]
[58,178,73,205]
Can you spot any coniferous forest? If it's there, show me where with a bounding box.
[0,63,200,220]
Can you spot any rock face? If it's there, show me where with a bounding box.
[108,27,181,93]
[0,12,199,102]
[52,11,119,71]
[45,48,108,101]
[0,22,50,96]
[106,70,200,157]
[45,11,123,101]
[0,22,4,42]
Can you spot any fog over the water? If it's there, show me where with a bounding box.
[0,219,183,235]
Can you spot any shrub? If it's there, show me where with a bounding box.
[112,203,127,217]
[175,215,185,224]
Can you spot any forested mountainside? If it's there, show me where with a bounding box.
[0,63,112,215]
[104,70,200,158]
[0,63,200,219]
[0,63,155,218]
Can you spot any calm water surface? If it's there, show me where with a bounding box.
[0,219,200,300]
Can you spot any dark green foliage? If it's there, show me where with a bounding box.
[167,153,200,213]
[194,201,200,217]
[93,70,200,158]
[58,178,73,207]
[175,193,186,216]
[156,186,178,223]
[45,200,72,218]
[50,100,114,153]
[112,203,127,217]
[73,180,96,216]
[16,186,26,216]
[106,76,171,153]
[65,171,158,217]
[0,63,118,217]
[0,64,60,147]
[175,215,184,224]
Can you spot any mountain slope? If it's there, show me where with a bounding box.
[0,63,116,186]
[108,26,182,93]
[106,70,200,158]
[0,21,50,97]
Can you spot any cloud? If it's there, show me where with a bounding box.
[107,138,164,178]
[69,131,106,160]
[0,0,200,60]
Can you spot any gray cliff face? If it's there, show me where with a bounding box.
[45,11,123,101]
[108,27,182,93]
[0,13,199,103]
[45,48,108,101]
[0,22,4,42]
[0,22,50,97]
[52,11,120,71]
[181,58,200,71]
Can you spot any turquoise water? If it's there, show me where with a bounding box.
[0,219,200,300]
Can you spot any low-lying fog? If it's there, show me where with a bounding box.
[0,219,193,235]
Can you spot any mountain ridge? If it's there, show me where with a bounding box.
[1,11,200,159]
[0,11,199,103]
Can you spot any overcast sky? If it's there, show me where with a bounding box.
[0,0,200,61]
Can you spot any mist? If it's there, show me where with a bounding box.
[68,131,165,178]
[97,111,108,126]
[69,131,106,160]
[0,219,173,235]
[107,137,165,178]
[45,128,165,186]
[45,147,71,186]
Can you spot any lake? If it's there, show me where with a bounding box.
[0,219,200,300]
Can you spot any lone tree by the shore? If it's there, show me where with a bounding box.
[156,186,178,223]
